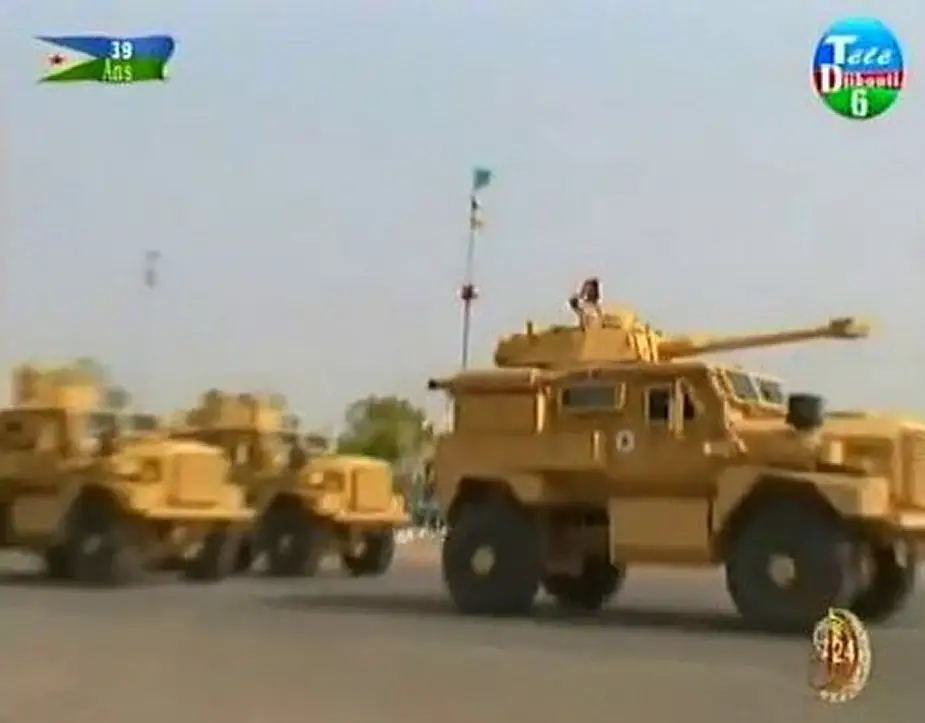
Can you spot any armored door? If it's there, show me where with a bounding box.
[628,372,728,498]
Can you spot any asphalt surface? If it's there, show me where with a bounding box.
[0,547,920,723]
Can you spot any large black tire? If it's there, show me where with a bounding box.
[725,498,859,632]
[852,539,917,623]
[64,499,143,587]
[342,531,396,577]
[43,544,70,580]
[181,526,236,583]
[261,504,324,578]
[543,557,626,612]
[442,501,542,616]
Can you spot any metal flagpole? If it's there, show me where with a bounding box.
[141,250,160,411]
[459,204,478,370]
[459,168,491,370]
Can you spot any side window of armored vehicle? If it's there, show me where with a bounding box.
[646,386,672,425]
[560,383,624,412]
[646,384,698,426]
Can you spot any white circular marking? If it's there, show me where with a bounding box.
[614,429,635,454]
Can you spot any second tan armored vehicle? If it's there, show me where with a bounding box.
[0,365,253,586]
[427,281,922,631]
[169,390,408,577]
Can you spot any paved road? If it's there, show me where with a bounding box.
[0,548,919,723]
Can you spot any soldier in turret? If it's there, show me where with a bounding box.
[568,276,603,329]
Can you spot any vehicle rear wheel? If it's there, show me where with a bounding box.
[64,500,143,587]
[342,530,396,577]
[442,501,541,616]
[543,557,626,612]
[852,539,916,623]
[725,498,858,632]
[181,526,236,583]
[261,504,324,577]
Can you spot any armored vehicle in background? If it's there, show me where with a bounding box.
[428,279,922,631]
[169,390,408,577]
[0,364,252,586]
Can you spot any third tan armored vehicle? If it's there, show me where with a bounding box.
[0,365,253,586]
[169,390,408,577]
[427,281,923,631]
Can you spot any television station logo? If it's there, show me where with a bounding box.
[808,607,872,703]
[812,17,905,120]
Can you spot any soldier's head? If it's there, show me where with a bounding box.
[580,277,601,304]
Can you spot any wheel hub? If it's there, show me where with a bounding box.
[856,545,874,588]
[81,534,103,555]
[768,554,796,587]
[278,534,292,552]
[471,545,495,575]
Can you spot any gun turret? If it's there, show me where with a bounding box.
[183,389,283,432]
[493,283,870,369]
[11,363,99,410]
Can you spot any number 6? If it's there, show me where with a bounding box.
[850,88,869,118]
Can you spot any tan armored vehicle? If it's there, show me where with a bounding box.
[169,390,408,577]
[428,279,923,630]
[0,365,253,586]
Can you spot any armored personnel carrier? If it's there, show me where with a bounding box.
[0,364,252,586]
[169,390,408,577]
[427,279,922,630]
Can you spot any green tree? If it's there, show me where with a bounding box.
[336,395,433,465]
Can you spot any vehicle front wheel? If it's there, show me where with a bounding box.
[64,500,143,587]
[342,531,395,577]
[725,498,858,632]
[442,501,542,616]
[181,526,237,583]
[260,504,324,578]
[543,557,626,612]
[852,539,916,623]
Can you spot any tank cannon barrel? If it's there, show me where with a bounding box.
[657,317,870,360]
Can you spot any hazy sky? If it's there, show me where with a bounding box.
[3,1,924,430]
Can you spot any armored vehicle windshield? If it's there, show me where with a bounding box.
[753,376,785,406]
[717,368,786,405]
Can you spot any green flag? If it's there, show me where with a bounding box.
[472,167,493,191]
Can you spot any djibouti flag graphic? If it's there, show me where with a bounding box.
[37,37,96,82]
[36,35,174,84]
